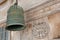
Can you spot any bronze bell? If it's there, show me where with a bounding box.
[6,0,25,31]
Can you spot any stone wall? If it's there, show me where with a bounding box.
[0,0,60,40]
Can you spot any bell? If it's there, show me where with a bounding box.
[5,0,25,31]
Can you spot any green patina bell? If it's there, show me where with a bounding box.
[6,1,25,31]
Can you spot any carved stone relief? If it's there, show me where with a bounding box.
[32,17,50,39]
[23,0,60,40]
[0,0,60,40]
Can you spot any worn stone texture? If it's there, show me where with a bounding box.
[0,0,60,40]
[48,12,60,39]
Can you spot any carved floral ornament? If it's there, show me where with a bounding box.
[31,10,60,39]
[32,17,50,39]
[0,0,60,40]
[0,9,60,39]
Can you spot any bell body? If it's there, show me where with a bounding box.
[6,5,25,31]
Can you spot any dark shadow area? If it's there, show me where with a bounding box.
[6,25,25,31]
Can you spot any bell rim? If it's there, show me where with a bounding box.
[6,26,26,31]
[6,23,24,26]
[5,23,26,31]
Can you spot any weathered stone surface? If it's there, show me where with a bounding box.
[0,0,60,40]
